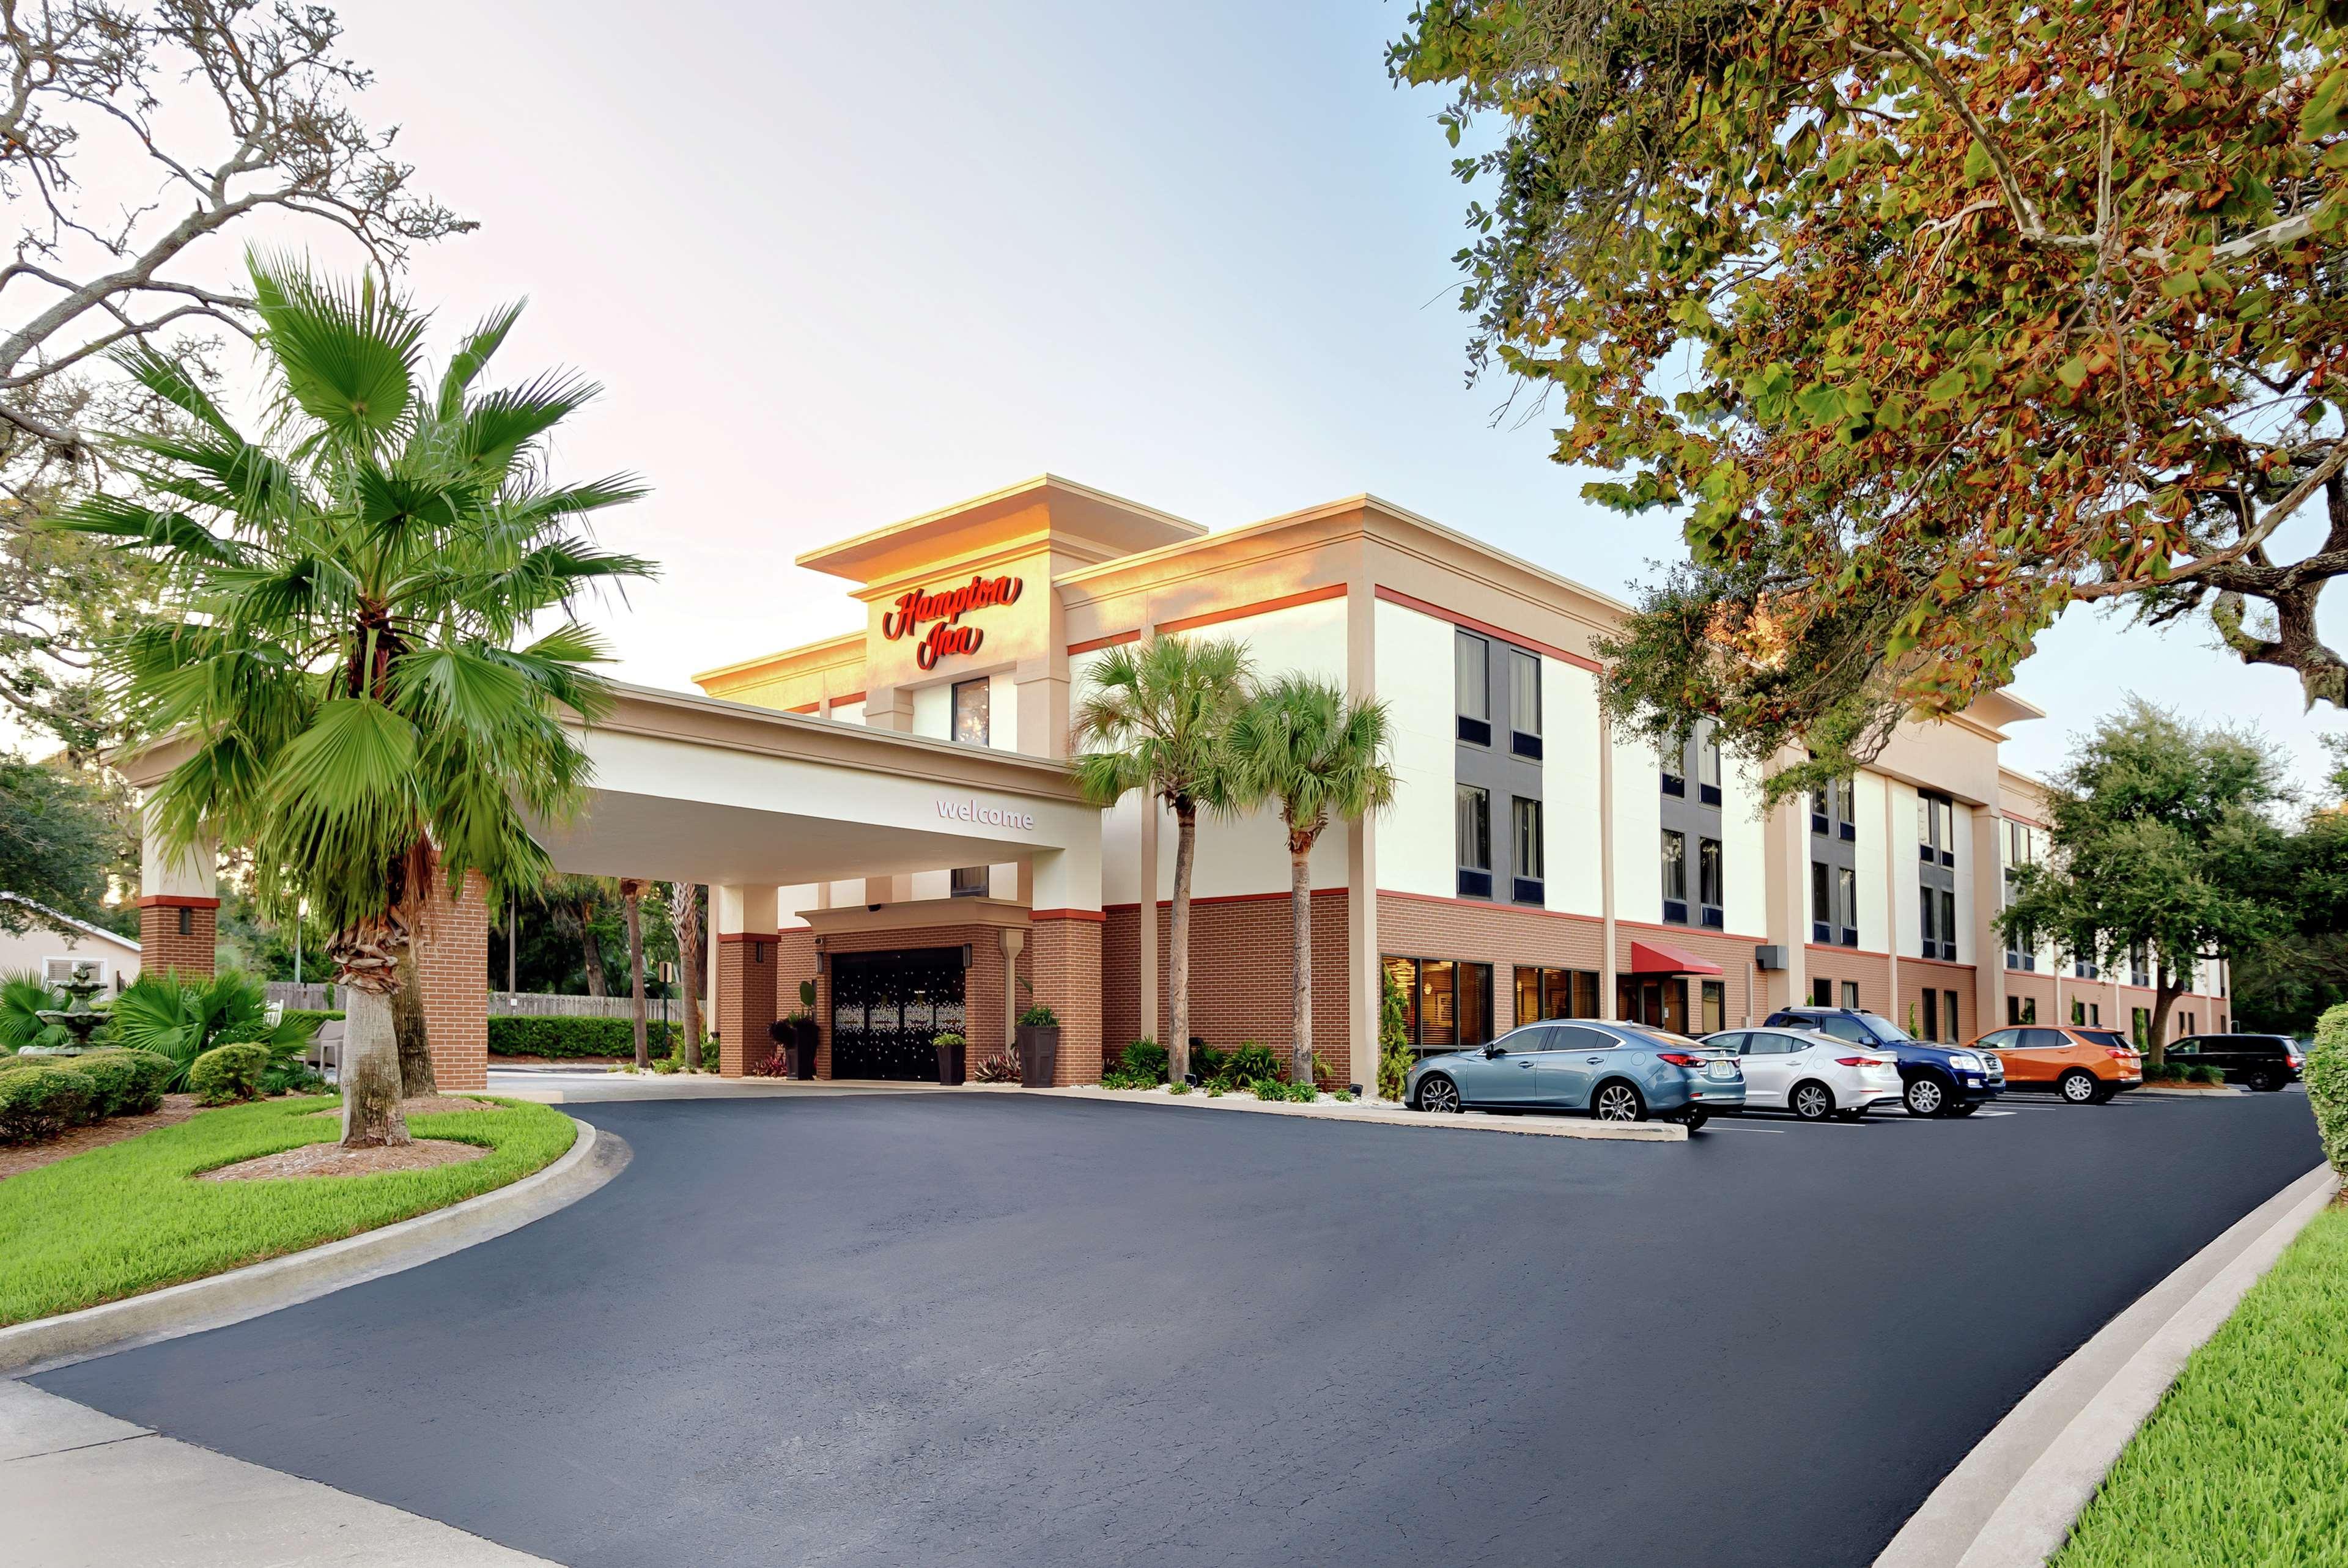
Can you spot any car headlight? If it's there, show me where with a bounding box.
[1950,1052,1983,1071]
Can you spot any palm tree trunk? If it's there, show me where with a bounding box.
[622,880,649,1070]
[391,940,438,1097]
[670,882,703,1070]
[1169,801,1197,1085]
[580,909,608,997]
[1290,842,1313,1089]
[335,926,412,1148]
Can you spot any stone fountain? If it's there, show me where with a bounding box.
[26,959,108,1056]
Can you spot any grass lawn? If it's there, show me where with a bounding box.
[0,1094,575,1328]
[2053,1202,2348,1567]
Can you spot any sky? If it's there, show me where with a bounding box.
[27,0,2348,795]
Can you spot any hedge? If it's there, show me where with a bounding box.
[63,1050,171,1119]
[0,1064,95,1143]
[487,1015,683,1059]
[2308,1004,2348,1179]
[188,1042,268,1106]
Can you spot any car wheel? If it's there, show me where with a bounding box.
[1903,1075,1949,1117]
[1591,1081,1647,1122]
[1415,1075,1462,1114]
[2247,1067,2281,1093]
[1680,1110,1709,1132]
[2059,1069,2099,1105]
[1791,1080,1835,1121]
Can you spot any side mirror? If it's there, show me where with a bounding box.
[1483,1043,1505,1058]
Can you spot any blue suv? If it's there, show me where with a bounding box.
[1760,1007,2003,1118]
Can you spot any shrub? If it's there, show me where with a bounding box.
[0,1064,96,1143]
[1216,1041,1280,1090]
[2307,1003,2348,1177]
[486,1015,681,1059]
[1115,1038,1168,1083]
[187,1043,268,1106]
[1252,1078,1316,1103]
[1191,1043,1226,1083]
[2190,1063,2226,1086]
[61,1050,167,1119]
[1310,1051,1340,1092]
[1378,966,1413,1101]
[974,1054,1021,1084]
[1167,1080,1191,1095]
[1018,1004,1059,1029]
[108,968,312,1091]
[651,1057,680,1075]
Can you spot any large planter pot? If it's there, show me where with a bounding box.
[1016,1025,1060,1089]
[788,1017,819,1080]
[936,1036,967,1087]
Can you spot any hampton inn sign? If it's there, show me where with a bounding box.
[881,573,1024,669]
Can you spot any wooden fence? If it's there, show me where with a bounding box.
[264,984,675,1021]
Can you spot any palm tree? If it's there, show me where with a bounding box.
[1227,677,1396,1088]
[107,968,315,1091]
[619,875,650,1070]
[1069,635,1250,1086]
[665,880,703,1069]
[65,256,648,1147]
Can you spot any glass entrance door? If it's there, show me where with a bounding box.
[830,948,967,1080]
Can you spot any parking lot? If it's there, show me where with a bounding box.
[34,1087,2323,1568]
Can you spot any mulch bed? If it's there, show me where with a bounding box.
[200,1137,489,1183]
[0,1094,206,1182]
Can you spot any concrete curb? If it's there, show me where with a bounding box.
[0,1115,627,1378]
[1006,1084,1689,1141]
[1872,1160,2338,1568]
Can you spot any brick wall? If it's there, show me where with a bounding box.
[1028,914,1103,1086]
[136,896,218,976]
[1804,946,1891,1019]
[1895,954,1979,1041]
[777,930,817,1037]
[1381,893,1606,1033]
[715,933,779,1077]
[814,923,1023,1079]
[1103,905,1142,1056]
[414,872,490,1091]
[1107,890,1351,1071]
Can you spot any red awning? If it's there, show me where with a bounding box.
[1629,938,1723,976]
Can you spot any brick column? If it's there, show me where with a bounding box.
[138,796,217,976]
[415,870,490,1091]
[716,935,779,1076]
[1028,912,1104,1086]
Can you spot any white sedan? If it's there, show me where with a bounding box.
[1701,1027,1903,1121]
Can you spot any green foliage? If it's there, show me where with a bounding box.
[1166,1080,1191,1095]
[0,1095,574,1327]
[0,1064,96,1142]
[486,1015,680,1059]
[1225,677,1398,851]
[0,973,70,1052]
[0,755,114,927]
[65,256,652,957]
[1068,635,1253,819]
[1378,966,1414,1101]
[1391,1,2348,776]
[188,1043,268,1106]
[1017,1004,1059,1028]
[1250,1077,1318,1103]
[1191,1043,1226,1083]
[107,968,313,1091]
[1211,1041,1283,1091]
[2306,1003,2348,1177]
[1996,702,2290,1059]
[1115,1038,1169,1083]
[63,1049,169,1118]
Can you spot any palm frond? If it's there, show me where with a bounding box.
[248,251,426,452]
[435,300,526,419]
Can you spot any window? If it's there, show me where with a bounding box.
[2007,995,2037,1025]
[1812,861,1832,943]
[1459,962,1491,1045]
[1837,868,1858,947]
[2130,944,2150,988]
[1697,837,1724,927]
[1840,981,1860,1010]
[2073,954,2099,980]
[1509,648,1541,758]
[1921,882,1937,954]
[952,677,990,746]
[1456,785,1491,898]
[1811,976,1834,1006]
[1515,966,1602,1022]
[1921,884,1957,961]
[1944,990,1959,1042]
[1661,830,1688,923]
[1512,798,1544,904]
[1835,778,1856,840]
[1923,989,1940,1042]
[1419,959,1458,1047]
[1918,792,1955,866]
[2088,1003,2100,1026]
[950,866,989,898]
[1701,980,1726,1034]
[1455,631,1490,745]
[1940,889,1957,962]
[1696,726,1722,806]
[1391,956,1493,1049]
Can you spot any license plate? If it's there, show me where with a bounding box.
[1706,1062,1737,1080]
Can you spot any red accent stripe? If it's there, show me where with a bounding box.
[1101,887,1349,913]
[787,702,820,714]
[1066,630,1140,656]
[1373,585,1603,673]
[715,931,781,944]
[136,894,220,910]
[1154,583,1346,636]
[1030,908,1106,923]
[831,691,866,708]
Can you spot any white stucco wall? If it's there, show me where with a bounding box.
[1543,660,1603,918]
[829,700,865,726]
[1888,778,1922,958]
[1373,597,1456,899]
[1951,801,1974,967]
[0,918,139,988]
[1722,755,1767,938]
[1609,732,1664,926]
[1854,770,1889,952]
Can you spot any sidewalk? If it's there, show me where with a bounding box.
[0,1379,555,1567]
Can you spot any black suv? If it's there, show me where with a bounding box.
[2167,1033,2305,1092]
[1760,1006,2004,1117]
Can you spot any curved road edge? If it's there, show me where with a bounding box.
[1874,1159,2339,1568]
[0,1115,629,1379]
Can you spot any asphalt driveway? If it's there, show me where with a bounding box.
[32,1089,2322,1568]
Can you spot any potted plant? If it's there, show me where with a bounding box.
[934,1029,967,1087]
[1016,1004,1060,1089]
[789,979,820,1079]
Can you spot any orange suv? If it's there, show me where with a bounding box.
[1971,1025,2143,1104]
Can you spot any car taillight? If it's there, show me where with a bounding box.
[1836,1056,1886,1068]
[2107,1047,2136,1060]
[1657,1051,1707,1067]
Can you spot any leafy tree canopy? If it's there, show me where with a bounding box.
[1392,0,2348,797]
[1996,700,2291,1054]
[0,750,113,930]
